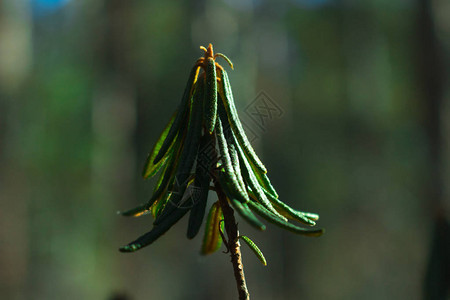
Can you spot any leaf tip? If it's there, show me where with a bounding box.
[312,228,325,237]
[119,243,141,253]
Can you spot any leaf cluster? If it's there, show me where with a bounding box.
[119,45,323,264]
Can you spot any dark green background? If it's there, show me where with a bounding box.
[1,0,449,299]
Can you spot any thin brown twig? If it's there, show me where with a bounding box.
[215,180,250,300]
[209,125,250,299]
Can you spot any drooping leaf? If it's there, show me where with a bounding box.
[201,201,224,255]
[142,111,177,179]
[228,143,246,192]
[154,77,205,225]
[119,202,191,253]
[249,163,279,199]
[120,141,181,217]
[302,212,320,221]
[247,201,323,237]
[218,68,267,174]
[204,56,217,134]
[229,128,285,219]
[216,116,249,203]
[153,64,200,164]
[187,135,214,239]
[227,197,266,231]
[239,235,267,266]
[261,188,317,226]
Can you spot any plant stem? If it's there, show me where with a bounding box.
[215,180,250,300]
[209,128,249,299]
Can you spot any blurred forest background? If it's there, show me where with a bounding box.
[1,0,449,299]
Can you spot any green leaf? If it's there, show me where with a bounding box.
[142,111,177,179]
[239,235,267,266]
[204,57,217,134]
[122,73,194,218]
[247,201,324,237]
[201,201,224,255]
[187,135,214,239]
[228,198,266,231]
[154,77,205,225]
[153,64,200,164]
[120,203,150,218]
[228,144,246,192]
[250,163,279,199]
[151,192,172,219]
[216,116,249,203]
[262,188,317,226]
[119,201,191,253]
[120,142,181,217]
[302,212,320,221]
[218,68,267,174]
[229,129,286,219]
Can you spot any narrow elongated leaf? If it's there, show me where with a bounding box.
[187,135,214,239]
[215,166,247,206]
[302,212,320,221]
[229,129,285,219]
[122,86,193,218]
[201,201,224,255]
[229,144,246,191]
[153,152,173,193]
[261,188,317,226]
[217,168,265,230]
[228,198,266,231]
[205,57,217,134]
[142,111,177,179]
[186,182,209,239]
[216,117,249,203]
[122,101,188,219]
[250,163,279,199]
[145,149,182,215]
[153,65,200,164]
[152,192,173,219]
[119,202,191,253]
[239,235,267,266]
[154,77,205,225]
[218,68,267,174]
[120,203,150,218]
[120,140,182,217]
[214,53,234,69]
[247,201,323,237]
[217,99,247,193]
[121,181,197,252]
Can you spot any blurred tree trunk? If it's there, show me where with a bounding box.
[417,0,450,299]
[91,0,137,296]
[0,0,32,299]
